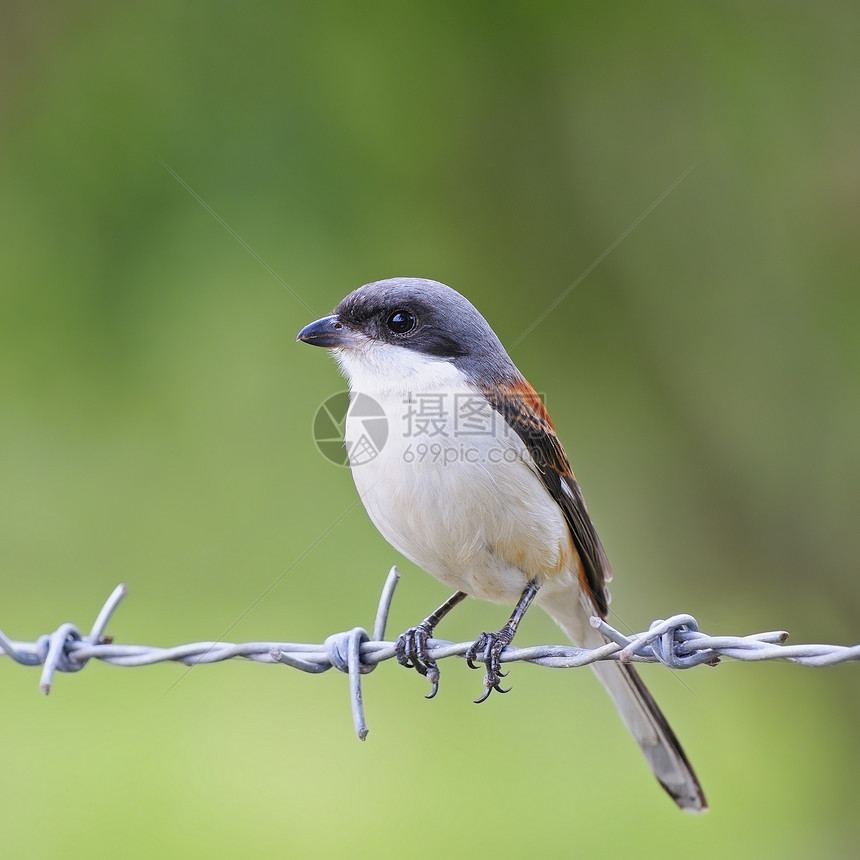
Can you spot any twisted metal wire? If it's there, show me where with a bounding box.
[2,567,858,740]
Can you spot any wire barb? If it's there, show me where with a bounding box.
[2,568,858,739]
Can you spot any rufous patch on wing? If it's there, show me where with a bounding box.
[481,375,611,618]
[508,377,555,427]
[490,379,575,480]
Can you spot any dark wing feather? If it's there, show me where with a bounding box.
[483,381,612,617]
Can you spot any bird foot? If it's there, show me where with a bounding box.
[465,627,514,703]
[395,622,441,699]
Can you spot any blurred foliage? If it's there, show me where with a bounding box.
[1,2,858,858]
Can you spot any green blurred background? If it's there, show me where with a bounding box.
[2,2,858,857]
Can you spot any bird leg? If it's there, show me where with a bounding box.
[395,590,468,699]
[466,580,540,703]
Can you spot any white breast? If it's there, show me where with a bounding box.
[335,344,578,603]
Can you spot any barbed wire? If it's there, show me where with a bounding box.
[2,567,858,740]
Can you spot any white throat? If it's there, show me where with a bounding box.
[334,341,471,399]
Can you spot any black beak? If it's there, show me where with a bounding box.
[296,315,360,348]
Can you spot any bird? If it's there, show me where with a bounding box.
[297,276,706,812]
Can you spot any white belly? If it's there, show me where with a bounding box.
[344,380,579,604]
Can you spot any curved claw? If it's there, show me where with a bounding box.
[466,628,515,702]
[425,664,440,700]
[474,680,511,704]
[395,623,441,697]
[465,632,490,670]
[474,686,492,705]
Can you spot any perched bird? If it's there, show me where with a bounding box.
[297,277,706,812]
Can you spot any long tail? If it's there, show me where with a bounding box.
[591,658,707,812]
[541,590,707,812]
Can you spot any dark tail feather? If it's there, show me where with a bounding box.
[591,659,707,812]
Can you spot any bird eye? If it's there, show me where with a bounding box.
[386,310,416,334]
